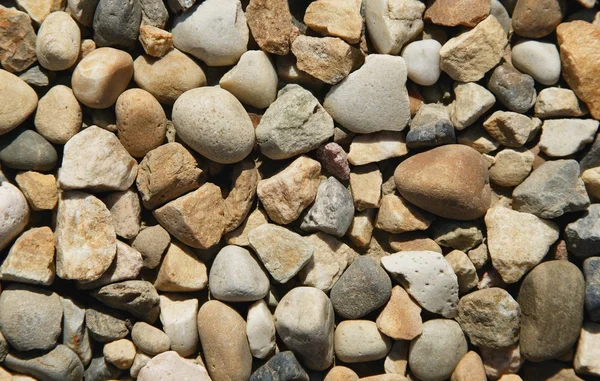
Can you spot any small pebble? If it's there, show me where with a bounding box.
[316,142,350,181]
[246,300,276,359]
[376,285,422,341]
[301,177,354,237]
[450,82,496,130]
[347,131,409,166]
[401,40,442,86]
[154,241,208,292]
[406,103,455,148]
[365,0,424,55]
[35,85,82,144]
[335,320,392,363]
[138,24,173,58]
[535,87,588,119]
[250,351,309,381]
[487,64,536,114]
[539,119,599,158]
[511,39,561,85]
[104,339,136,370]
[93,0,142,48]
[0,227,55,286]
[304,0,362,44]
[131,322,170,356]
[137,351,211,381]
[0,70,38,136]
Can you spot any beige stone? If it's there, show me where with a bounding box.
[445,250,478,294]
[365,0,425,55]
[583,167,600,201]
[0,6,37,73]
[539,119,599,158]
[35,85,82,144]
[246,300,276,359]
[512,0,566,38]
[451,82,496,130]
[77,39,95,64]
[347,131,409,165]
[225,208,269,247]
[489,148,535,187]
[0,227,54,285]
[138,351,211,381]
[0,69,38,136]
[440,16,507,82]
[468,242,489,270]
[324,366,359,381]
[384,340,409,376]
[257,156,321,224]
[78,240,143,289]
[481,343,524,380]
[535,87,588,119]
[350,164,382,211]
[35,11,80,71]
[376,285,422,340]
[139,25,173,58]
[153,183,225,249]
[574,322,600,377]
[389,232,442,253]
[457,125,500,154]
[451,351,487,381]
[104,339,136,370]
[154,242,208,292]
[335,320,392,363]
[361,375,409,381]
[347,209,375,248]
[425,0,490,27]
[223,160,259,233]
[246,0,293,55]
[304,0,362,44]
[14,171,57,211]
[103,189,141,240]
[276,54,326,89]
[376,193,434,234]
[159,295,199,357]
[15,0,64,24]
[483,111,535,147]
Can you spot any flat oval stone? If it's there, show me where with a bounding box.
[0,129,57,171]
[394,144,491,220]
[35,11,81,71]
[0,69,38,136]
[518,260,585,362]
[0,182,29,252]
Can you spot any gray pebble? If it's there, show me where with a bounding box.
[131,322,171,356]
[139,0,169,28]
[19,65,54,87]
[85,307,131,343]
[584,257,600,322]
[131,225,171,269]
[566,204,600,258]
[61,297,92,366]
[488,64,536,113]
[406,104,456,149]
[92,280,160,323]
[301,177,354,237]
[431,218,483,251]
[249,351,309,381]
[0,129,57,171]
[4,345,84,381]
[93,0,142,48]
[84,353,122,381]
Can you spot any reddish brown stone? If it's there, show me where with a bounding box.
[246,0,293,55]
[512,0,566,38]
[425,0,491,27]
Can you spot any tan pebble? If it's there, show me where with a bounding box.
[246,0,293,55]
[225,208,269,247]
[35,11,81,71]
[349,164,382,211]
[376,285,422,340]
[0,69,38,136]
[324,366,359,381]
[35,85,82,144]
[424,0,490,27]
[347,209,375,248]
[139,25,173,58]
[223,160,259,233]
[15,0,64,25]
[154,242,208,292]
[0,227,55,286]
[304,0,362,44]
[388,232,442,253]
[375,193,434,234]
[451,351,487,381]
[103,339,136,370]
[14,171,58,211]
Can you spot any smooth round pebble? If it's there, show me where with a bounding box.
[0,182,29,252]
[511,39,561,86]
[0,129,57,171]
[131,322,170,356]
[401,40,442,86]
[334,320,392,363]
[35,85,82,144]
[0,70,38,136]
[35,11,81,71]
[172,87,255,164]
[103,338,136,370]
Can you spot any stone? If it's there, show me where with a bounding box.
[0,129,56,171]
[451,82,495,130]
[566,205,600,259]
[394,144,491,220]
[301,177,354,237]
[197,300,252,381]
[324,54,410,134]
[375,193,434,234]
[78,241,143,289]
[582,168,600,201]
[133,49,206,105]
[401,40,442,86]
[4,345,84,381]
[518,260,585,362]
[93,0,141,48]
[304,0,362,43]
[440,16,507,82]
[365,0,425,54]
[585,257,600,321]
[84,353,121,381]
[347,131,409,165]
[0,70,37,136]
[406,103,455,149]
[556,21,600,119]
[0,181,28,251]
[257,156,321,224]
[226,208,269,247]
[153,183,225,249]
[85,307,130,343]
[104,339,136,370]
[347,210,375,247]
[173,0,248,66]
[535,88,588,119]
[349,164,382,211]
[0,284,62,352]
[15,0,64,25]
[72,47,133,109]
[35,85,82,144]
[0,226,55,285]
[131,352,151,378]
[220,50,278,109]
[154,241,208,292]
[480,344,523,380]
[445,250,478,294]
[172,87,255,164]
[246,0,293,55]
[166,0,196,13]
[489,148,534,187]
[131,225,170,269]
[250,351,309,381]
[381,251,459,318]
[256,84,334,160]
[488,64,536,113]
[246,300,276,359]
[276,54,326,89]
[451,351,487,381]
[274,287,334,371]
[483,111,537,147]
[376,285,422,340]
[521,361,584,381]
[574,322,600,376]
[132,324,169,356]
[512,160,590,219]
[92,280,160,323]
[539,119,598,157]
[223,161,259,233]
[425,0,490,27]
[139,25,173,57]
[485,206,558,284]
[512,0,566,38]
[431,219,483,251]
[60,297,91,366]
[317,142,350,181]
[335,320,392,363]
[19,65,54,87]
[104,190,141,240]
[0,6,37,73]
[248,224,313,283]
[457,125,500,154]
[292,36,362,85]
[55,191,117,281]
[36,11,80,71]
[159,294,199,357]
[66,0,98,27]
[325,366,359,381]
[384,340,409,376]
[138,352,211,381]
[512,39,561,86]
[409,319,468,381]
[389,232,442,253]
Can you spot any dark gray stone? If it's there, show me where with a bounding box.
[316,142,350,181]
[581,133,600,172]
[4,345,84,381]
[19,65,54,87]
[566,204,600,258]
[584,257,600,322]
[84,353,122,381]
[330,256,392,319]
[91,280,160,323]
[85,307,130,343]
[488,64,536,113]
[249,351,309,381]
[512,160,590,219]
[300,177,354,237]
[431,218,483,251]
[0,129,57,171]
[93,0,142,48]
[406,104,456,149]
[139,0,168,28]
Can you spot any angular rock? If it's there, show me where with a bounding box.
[85,307,130,343]
[223,161,258,233]
[489,148,534,187]
[488,64,536,113]
[0,181,29,252]
[365,0,425,55]
[535,87,588,119]
[445,250,478,294]
[0,6,37,73]
[512,0,566,38]
[159,294,199,357]
[154,241,208,292]
[452,351,487,381]
[480,344,524,380]
[376,285,422,340]
[317,142,350,181]
[78,241,143,289]
[246,0,293,55]
[15,0,67,25]
[389,232,442,253]
[139,0,168,27]
[84,353,122,381]
[246,300,276,359]
[304,0,362,43]
[335,320,392,363]
[4,345,83,381]
[376,193,434,234]
[457,125,500,154]
[325,366,359,381]
[451,82,496,130]
[301,177,354,237]
[574,322,600,377]
[349,164,382,211]
[66,0,99,27]
[431,219,483,251]
[131,225,170,269]
[539,119,598,157]
[512,39,561,86]
[566,204,600,259]
[425,0,490,27]
[250,351,309,381]
[584,257,600,322]
[139,25,173,57]
[92,280,160,323]
[138,351,211,381]
[0,69,37,136]
[35,85,82,144]
[483,111,538,147]
[347,131,409,165]
[61,297,92,366]
[406,103,456,149]
[93,0,141,48]
[3,226,53,287]
[104,189,141,240]
[226,208,269,247]
[0,129,57,171]
[347,209,375,248]
[104,339,136,370]
[19,65,54,87]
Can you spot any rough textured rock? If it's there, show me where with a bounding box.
[0,226,55,285]
[574,322,600,377]
[539,119,598,157]
[445,250,479,294]
[335,320,392,363]
[480,344,524,380]
[376,193,434,234]
[85,307,130,343]
[483,111,537,147]
[139,25,173,57]
[317,142,350,181]
[92,280,160,323]
[566,204,600,259]
[159,294,199,357]
[431,219,483,251]
[246,300,276,359]
[139,0,168,27]
[61,297,92,366]
[93,0,142,48]
[138,351,211,381]
[389,232,442,253]
[4,345,84,381]
[154,241,208,292]
[250,351,309,381]
[84,353,122,381]
[35,85,82,144]
[376,285,422,340]
[347,131,408,165]
[535,87,588,119]
[457,125,500,154]
[406,103,455,149]
[246,0,293,55]
[0,181,29,252]
[0,129,57,171]
[365,0,425,55]
[104,339,136,369]
[301,177,354,237]
[512,0,566,38]
[425,0,490,27]
[304,0,362,44]
[19,64,54,87]
[226,208,269,247]
[451,82,496,130]
[0,6,37,73]
[349,164,381,211]
[488,64,536,113]
[223,161,259,233]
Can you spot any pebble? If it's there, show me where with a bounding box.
[67,0,101,27]
[304,0,362,44]
[92,280,160,323]
[19,65,54,87]
[424,0,490,27]
[248,224,313,283]
[301,177,354,237]
[172,87,255,164]
[104,189,141,240]
[93,0,141,48]
[401,40,441,86]
[209,245,269,302]
[518,260,585,362]
[131,225,170,269]
[451,351,487,381]
[35,85,81,144]
[574,322,600,376]
[583,168,600,201]
[440,16,507,82]
[557,21,600,119]
[256,84,334,160]
[173,0,248,66]
[365,0,425,55]
[220,50,277,109]
[375,193,434,234]
[512,159,590,219]
[409,319,468,381]
[274,287,335,371]
[36,11,80,71]
[79,240,143,289]
[347,210,375,248]
[457,125,500,154]
[153,183,225,249]
[325,366,359,381]
[197,300,253,381]
[584,257,600,321]
[347,131,409,165]
[335,320,392,363]
[139,25,173,57]
[566,204,600,259]
[0,181,29,251]
[85,307,130,343]
[0,6,37,73]
[539,119,598,157]
[488,64,536,113]
[104,339,136,370]
[131,352,151,378]
[0,226,55,285]
[381,251,459,318]
[224,160,259,233]
[389,232,442,253]
[246,300,276,359]
[431,219,483,251]
[257,156,321,224]
[394,144,491,220]
[61,297,92,366]
[250,351,309,381]
[4,345,84,381]
[84,352,122,381]
[511,39,561,85]
[14,0,63,25]
[317,142,350,181]
[349,164,382,210]
[483,111,537,147]
[324,54,411,134]
[512,0,566,38]
[166,0,196,13]
[226,208,268,246]
[451,83,495,131]
[406,103,455,148]
[376,285,422,340]
[489,148,534,187]
[55,191,117,281]
[159,294,199,357]
[154,241,207,292]
[138,351,211,381]
[485,206,559,284]
[0,70,38,136]
[479,344,523,380]
[0,129,57,171]
[246,0,293,55]
[72,47,134,109]
[535,87,588,119]
[445,250,478,294]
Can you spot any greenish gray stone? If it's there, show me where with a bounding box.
[85,307,131,343]
[4,345,84,381]
[0,129,57,171]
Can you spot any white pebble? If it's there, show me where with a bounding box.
[401,40,442,86]
[512,39,561,86]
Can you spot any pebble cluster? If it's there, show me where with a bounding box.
[0,0,600,380]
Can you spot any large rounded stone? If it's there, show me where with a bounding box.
[512,0,566,38]
[0,69,38,136]
[35,11,81,71]
[518,260,585,362]
[0,129,57,171]
[172,87,255,164]
[334,320,392,363]
[394,144,491,220]
[0,181,29,252]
